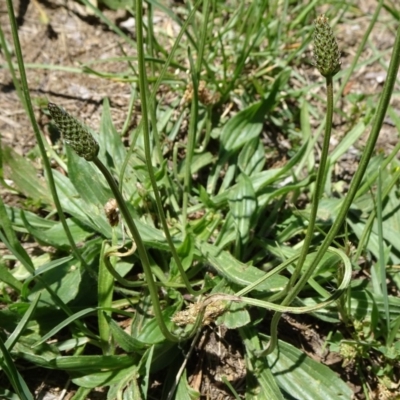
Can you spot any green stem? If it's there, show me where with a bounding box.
[95,163,211,340]
[119,0,203,182]
[147,1,156,78]
[135,0,204,295]
[93,157,179,342]
[4,2,101,340]
[5,0,90,273]
[296,0,383,176]
[299,19,400,296]
[376,169,390,337]
[182,0,210,228]
[120,84,137,138]
[98,240,115,355]
[0,23,24,110]
[355,168,400,262]
[262,18,400,357]
[182,49,199,228]
[259,76,334,355]
[290,75,334,286]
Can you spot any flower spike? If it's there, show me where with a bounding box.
[313,15,341,78]
[48,103,99,161]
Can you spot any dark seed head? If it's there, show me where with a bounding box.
[48,103,99,161]
[313,15,341,78]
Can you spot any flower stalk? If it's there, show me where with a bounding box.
[48,103,181,342]
[261,15,341,356]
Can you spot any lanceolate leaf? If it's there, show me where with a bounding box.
[2,146,52,205]
[265,336,353,399]
[200,242,287,293]
[98,98,126,170]
[220,70,289,153]
[228,173,257,250]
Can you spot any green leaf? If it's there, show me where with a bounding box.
[240,326,284,399]
[220,71,286,153]
[212,139,309,207]
[0,198,34,273]
[67,147,112,207]
[21,211,92,249]
[349,188,400,264]
[0,338,34,400]
[212,279,251,328]
[53,354,135,372]
[2,146,51,205]
[0,258,23,292]
[218,300,250,329]
[5,293,41,352]
[13,337,60,366]
[171,233,195,276]
[229,173,257,247]
[109,319,146,353]
[100,0,132,10]
[30,257,82,306]
[200,242,287,294]
[98,98,126,171]
[238,138,266,176]
[179,151,215,178]
[175,369,200,400]
[220,101,264,153]
[139,346,154,399]
[0,387,23,400]
[265,336,353,399]
[303,289,400,322]
[135,306,178,344]
[72,364,138,388]
[52,168,111,236]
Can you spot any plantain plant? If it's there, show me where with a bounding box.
[1,0,400,399]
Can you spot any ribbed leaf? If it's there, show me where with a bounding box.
[266,336,352,399]
[2,147,51,205]
[229,174,257,251]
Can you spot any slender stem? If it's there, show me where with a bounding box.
[261,76,335,355]
[96,159,211,340]
[290,76,334,286]
[355,168,400,261]
[182,0,210,227]
[119,0,203,187]
[296,0,383,175]
[296,19,400,294]
[98,240,114,355]
[376,169,390,337]
[5,0,89,273]
[262,17,400,357]
[146,84,163,165]
[147,1,156,78]
[93,157,179,342]
[120,84,137,138]
[182,47,199,228]
[0,23,24,110]
[135,0,204,295]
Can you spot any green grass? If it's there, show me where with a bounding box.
[1,0,400,399]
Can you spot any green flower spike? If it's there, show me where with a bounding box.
[313,15,341,78]
[48,103,99,161]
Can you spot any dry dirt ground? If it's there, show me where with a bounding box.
[1,1,400,399]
